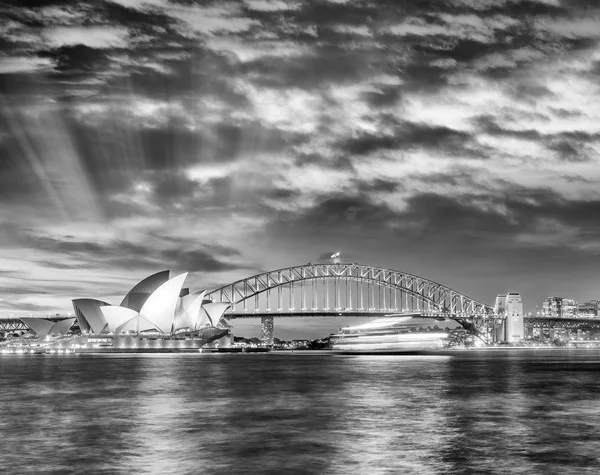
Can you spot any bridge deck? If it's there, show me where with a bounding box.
[227,311,431,319]
[225,313,600,328]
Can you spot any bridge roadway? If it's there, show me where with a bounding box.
[225,312,600,330]
[227,311,436,319]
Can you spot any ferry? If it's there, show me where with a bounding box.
[330,317,448,355]
[199,347,271,354]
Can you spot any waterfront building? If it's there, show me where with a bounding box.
[493,294,507,342]
[495,293,524,342]
[542,297,562,318]
[578,301,598,318]
[561,299,578,319]
[541,297,594,319]
[505,293,525,342]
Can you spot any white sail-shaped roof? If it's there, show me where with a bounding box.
[175,312,192,332]
[174,291,206,331]
[72,299,110,334]
[188,291,207,330]
[21,318,55,338]
[120,270,170,312]
[117,314,160,334]
[139,272,188,333]
[50,318,76,336]
[197,307,211,328]
[201,302,231,327]
[100,306,139,333]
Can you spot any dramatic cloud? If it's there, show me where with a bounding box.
[44,26,131,49]
[0,0,599,338]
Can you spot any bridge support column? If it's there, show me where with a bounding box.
[261,316,274,346]
[494,321,505,343]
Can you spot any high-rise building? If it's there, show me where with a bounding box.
[578,301,598,318]
[505,293,524,342]
[495,293,524,342]
[493,294,507,343]
[542,297,586,319]
[495,294,507,314]
[542,297,562,318]
[561,299,578,319]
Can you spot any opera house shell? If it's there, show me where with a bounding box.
[22,271,232,353]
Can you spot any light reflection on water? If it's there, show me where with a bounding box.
[1,352,600,474]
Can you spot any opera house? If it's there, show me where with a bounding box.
[21,271,232,353]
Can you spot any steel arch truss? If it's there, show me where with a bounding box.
[206,263,493,318]
[0,319,28,332]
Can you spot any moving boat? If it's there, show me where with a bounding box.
[199,347,271,354]
[330,317,448,355]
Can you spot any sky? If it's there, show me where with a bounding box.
[1,0,600,339]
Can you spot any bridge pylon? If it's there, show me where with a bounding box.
[261,316,274,346]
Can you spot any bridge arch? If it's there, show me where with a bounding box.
[205,263,493,317]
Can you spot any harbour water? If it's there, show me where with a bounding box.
[1,351,600,474]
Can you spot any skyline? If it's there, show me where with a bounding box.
[1,0,600,339]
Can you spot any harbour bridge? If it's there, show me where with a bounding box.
[204,263,600,342]
[207,263,493,316]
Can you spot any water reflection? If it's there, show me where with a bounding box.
[1,353,600,474]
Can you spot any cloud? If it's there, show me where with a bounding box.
[2,301,49,313]
[245,0,301,12]
[107,0,168,8]
[207,37,312,62]
[0,56,54,74]
[333,24,372,37]
[18,231,249,276]
[340,121,474,156]
[387,13,519,44]
[40,44,110,77]
[2,0,600,318]
[539,16,600,39]
[44,26,130,48]
[166,5,258,36]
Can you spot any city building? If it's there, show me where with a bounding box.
[505,293,525,341]
[578,301,598,318]
[561,299,578,319]
[541,297,598,319]
[542,297,562,318]
[495,293,524,342]
[493,294,506,342]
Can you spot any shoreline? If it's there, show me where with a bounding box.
[3,347,600,357]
